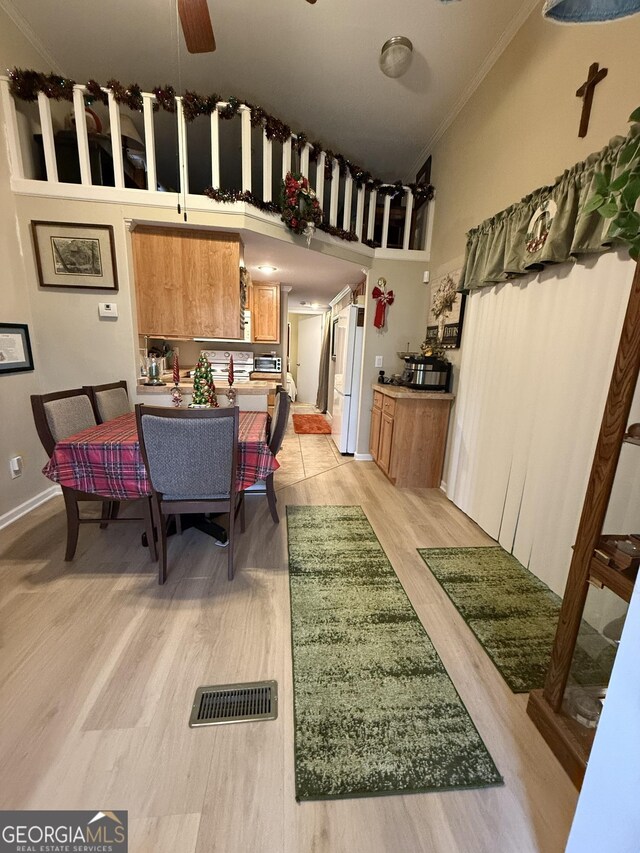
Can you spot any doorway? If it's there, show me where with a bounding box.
[292,313,324,405]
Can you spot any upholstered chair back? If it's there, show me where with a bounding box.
[138,407,238,500]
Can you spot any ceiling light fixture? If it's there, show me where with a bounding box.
[379,36,413,79]
[257,264,278,274]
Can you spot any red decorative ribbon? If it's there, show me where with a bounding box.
[372,279,395,329]
[172,351,180,384]
[228,354,234,387]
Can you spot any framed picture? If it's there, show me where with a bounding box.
[426,268,466,349]
[0,323,34,374]
[31,221,118,290]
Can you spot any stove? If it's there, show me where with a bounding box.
[199,350,254,383]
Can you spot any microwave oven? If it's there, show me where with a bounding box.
[254,355,282,373]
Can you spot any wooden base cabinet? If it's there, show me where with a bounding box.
[369,386,454,488]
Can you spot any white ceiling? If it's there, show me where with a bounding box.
[240,229,365,310]
[5,0,536,305]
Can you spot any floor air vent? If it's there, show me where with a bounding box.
[189,680,278,727]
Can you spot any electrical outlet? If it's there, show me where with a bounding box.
[375,355,383,368]
[9,456,23,479]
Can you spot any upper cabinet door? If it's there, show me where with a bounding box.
[252,282,280,343]
[132,226,243,339]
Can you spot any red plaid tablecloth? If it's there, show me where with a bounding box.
[42,410,279,498]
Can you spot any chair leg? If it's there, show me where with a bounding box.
[175,514,182,536]
[100,501,111,530]
[227,505,235,581]
[110,501,121,520]
[143,498,157,562]
[62,488,80,561]
[240,493,246,533]
[153,502,168,584]
[266,474,279,523]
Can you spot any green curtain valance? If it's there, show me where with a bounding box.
[459,127,640,293]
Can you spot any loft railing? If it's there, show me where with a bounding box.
[0,75,433,254]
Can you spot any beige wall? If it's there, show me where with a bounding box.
[429,6,640,277]
[425,5,640,485]
[0,12,57,519]
[287,313,300,384]
[355,259,429,456]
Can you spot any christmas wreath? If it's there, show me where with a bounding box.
[281,172,322,236]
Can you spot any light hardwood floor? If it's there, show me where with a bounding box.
[0,409,577,853]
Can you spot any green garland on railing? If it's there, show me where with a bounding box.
[203,187,281,215]
[9,67,435,203]
[203,186,359,242]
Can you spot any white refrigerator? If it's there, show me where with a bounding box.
[331,305,364,454]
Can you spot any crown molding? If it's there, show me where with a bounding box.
[407,0,540,180]
[0,0,65,75]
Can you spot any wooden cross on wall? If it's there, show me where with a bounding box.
[576,62,608,138]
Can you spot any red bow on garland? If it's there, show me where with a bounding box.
[371,277,394,329]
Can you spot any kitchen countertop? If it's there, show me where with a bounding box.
[137,376,278,395]
[372,383,455,401]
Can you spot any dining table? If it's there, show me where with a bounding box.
[42,409,279,499]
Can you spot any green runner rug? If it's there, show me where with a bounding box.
[287,506,502,801]
[417,546,616,694]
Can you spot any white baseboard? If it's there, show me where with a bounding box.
[354,452,373,462]
[325,411,333,422]
[440,479,448,493]
[0,485,61,531]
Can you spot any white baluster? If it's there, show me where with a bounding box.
[300,142,310,178]
[402,189,414,250]
[37,91,57,182]
[424,198,435,255]
[262,128,272,201]
[209,107,220,188]
[367,189,378,240]
[176,97,189,196]
[329,160,340,227]
[72,84,91,185]
[342,174,353,232]
[0,76,24,179]
[355,184,365,241]
[282,137,292,180]
[142,93,157,192]
[315,151,325,208]
[240,105,252,193]
[381,194,391,249]
[106,89,124,189]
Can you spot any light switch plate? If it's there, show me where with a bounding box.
[98,302,118,319]
[375,355,383,368]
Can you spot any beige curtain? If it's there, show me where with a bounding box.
[460,126,640,292]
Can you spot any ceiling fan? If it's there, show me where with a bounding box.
[178,0,317,55]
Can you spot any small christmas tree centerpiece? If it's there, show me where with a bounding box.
[190,353,214,408]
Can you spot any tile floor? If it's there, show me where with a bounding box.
[274,403,353,491]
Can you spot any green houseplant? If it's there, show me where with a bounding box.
[584,107,640,260]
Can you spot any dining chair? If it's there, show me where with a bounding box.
[31,388,156,562]
[84,379,131,423]
[135,404,244,584]
[265,389,291,523]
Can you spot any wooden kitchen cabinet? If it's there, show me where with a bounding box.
[378,413,394,475]
[369,385,454,488]
[132,226,244,339]
[370,397,382,460]
[250,281,280,343]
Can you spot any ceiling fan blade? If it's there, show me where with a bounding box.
[178,0,216,53]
